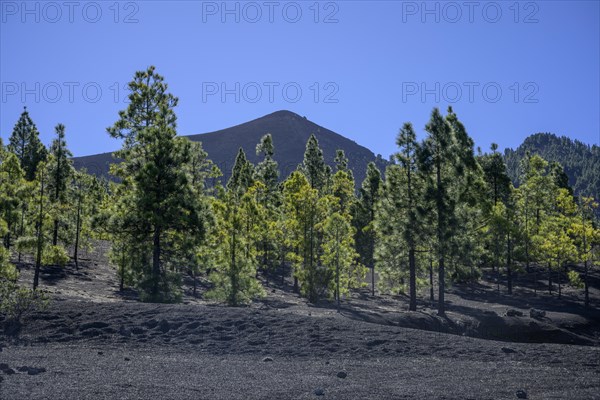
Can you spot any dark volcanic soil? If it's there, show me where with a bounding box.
[1,246,600,399]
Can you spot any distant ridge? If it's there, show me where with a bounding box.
[73,110,388,186]
[503,132,600,200]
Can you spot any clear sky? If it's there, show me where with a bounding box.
[1,1,599,158]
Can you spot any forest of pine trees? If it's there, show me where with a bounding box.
[2,67,599,313]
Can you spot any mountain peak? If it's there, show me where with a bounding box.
[263,110,303,119]
[73,111,388,186]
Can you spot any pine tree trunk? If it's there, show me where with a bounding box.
[409,247,416,311]
[506,231,512,295]
[18,205,25,263]
[336,245,340,313]
[584,259,589,308]
[558,266,562,299]
[281,250,285,286]
[496,264,500,292]
[120,250,125,291]
[52,219,59,246]
[429,255,434,304]
[33,171,45,291]
[436,162,445,317]
[73,195,82,269]
[4,227,10,250]
[152,227,161,298]
[548,263,552,295]
[525,201,530,273]
[371,265,375,296]
[582,210,589,308]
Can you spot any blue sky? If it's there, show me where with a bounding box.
[1,1,599,158]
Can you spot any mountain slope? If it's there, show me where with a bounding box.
[503,133,600,200]
[73,110,388,186]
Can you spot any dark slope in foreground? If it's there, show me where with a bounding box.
[1,300,599,400]
[72,111,388,186]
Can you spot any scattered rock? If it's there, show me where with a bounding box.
[248,340,267,346]
[366,339,387,347]
[80,321,109,331]
[337,371,347,379]
[119,326,132,337]
[530,309,546,319]
[143,319,159,329]
[506,309,523,317]
[80,329,102,337]
[17,366,46,375]
[131,327,145,335]
[158,319,171,333]
[314,388,325,396]
[516,389,528,398]
[501,347,517,354]
[262,357,273,362]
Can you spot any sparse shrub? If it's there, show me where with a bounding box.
[0,247,17,281]
[138,271,182,303]
[42,245,70,267]
[15,235,37,254]
[567,270,584,289]
[0,281,49,335]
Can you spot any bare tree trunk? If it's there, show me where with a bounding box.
[409,247,416,311]
[429,255,434,305]
[506,228,512,295]
[18,205,25,263]
[584,259,589,308]
[33,171,45,291]
[558,265,563,300]
[280,248,286,286]
[152,227,161,298]
[336,230,340,313]
[548,263,552,295]
[436,162,445,317]
[73,194,82,269]
[119,249,125,291]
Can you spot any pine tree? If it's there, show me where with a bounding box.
[70,171,104,269]
[354,162,382,297]
[0,152,27,250]
[534,188,578,298]
[0,216,17,281]
[480,143,513,288]
[302,134,327,192]
[255,134,281,276]
[282,171,327,302]
[516,154,555,292]
[32,161,47,290]
[419,108,456,316]
[572,196,599,307]
[395,123,420,310]
[207,180,265,305]
[7,106,47,181]
[227,148,254,194]
[107,66,207,302]
[47,123,74,246]
[322,211,363,311]
[445,108,486,284]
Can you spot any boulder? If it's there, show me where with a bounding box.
[529,309,546,319]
